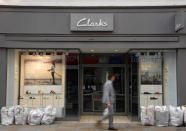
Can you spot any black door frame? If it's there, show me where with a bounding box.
[79,53,129,115]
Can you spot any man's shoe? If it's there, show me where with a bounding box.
[108,127,118,130]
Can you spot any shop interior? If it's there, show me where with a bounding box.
[82,54,127,114]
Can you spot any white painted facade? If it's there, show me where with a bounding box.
[0,0,186,7]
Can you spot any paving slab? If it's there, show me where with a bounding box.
[0,122,186,131]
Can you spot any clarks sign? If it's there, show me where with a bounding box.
[77,18,108,27]
[71,13,113,31]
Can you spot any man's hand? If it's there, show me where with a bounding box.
[107,104,111,108]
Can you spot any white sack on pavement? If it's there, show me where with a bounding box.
[182,106,186,125]
[169,106,184,126]
[27,109,43,125]
[1,106,14,125]
[141,105,155,126]
[155,106,169,126]
[41,105,56,125]
[14,105,28,125]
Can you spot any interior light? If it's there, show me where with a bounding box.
[65,52,69,55]
[114,49,119,52]
[90,49,94,52]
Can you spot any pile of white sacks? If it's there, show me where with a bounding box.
[1,105,56,126]
[141,105,186,127]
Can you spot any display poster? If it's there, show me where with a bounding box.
[24,55,62,86]
[140,57,162,85]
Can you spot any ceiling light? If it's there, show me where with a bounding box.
[90,49,94,52]
[65,52,69,55]
[114,49,119,52]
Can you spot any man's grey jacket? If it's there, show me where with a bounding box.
[102,80,115,104]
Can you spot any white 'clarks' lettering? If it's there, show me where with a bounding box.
[77,17,108,27]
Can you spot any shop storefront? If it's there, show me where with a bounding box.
[0,6,186,120]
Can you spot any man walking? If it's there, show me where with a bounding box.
[96,74,118,130]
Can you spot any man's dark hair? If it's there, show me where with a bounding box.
[108,74,115,80]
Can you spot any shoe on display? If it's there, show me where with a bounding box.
[95,120,102,128]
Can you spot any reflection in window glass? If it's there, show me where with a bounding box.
[82,55,125,64]
[83,66,125,113]
[66,53,79,117]
[140,53,162,85]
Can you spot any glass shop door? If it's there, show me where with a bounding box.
[82,66,126,114]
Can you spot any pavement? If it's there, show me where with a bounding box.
[0,121,186,131]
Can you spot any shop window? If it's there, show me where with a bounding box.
[19,52,66,108]
[129,50,177,117]
[6,50,80,118]
[138,52,163,107]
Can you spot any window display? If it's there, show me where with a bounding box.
[19,51,66,108]
[4,50,80,118]
[138,52,163,107]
